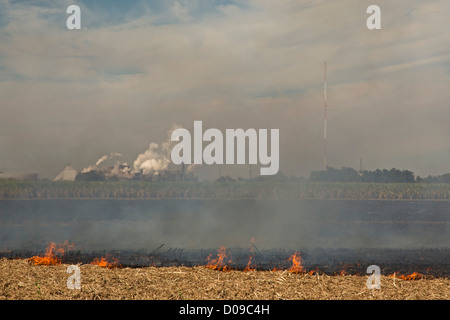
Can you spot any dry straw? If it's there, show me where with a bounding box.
[0,258,448,300]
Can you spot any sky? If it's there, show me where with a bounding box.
[0,0,449,180]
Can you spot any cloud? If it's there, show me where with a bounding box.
[1,0,450,178]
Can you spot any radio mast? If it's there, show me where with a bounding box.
[323,61,328,170]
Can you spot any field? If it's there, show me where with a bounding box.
[1,179,450,200]
[0,258,448,300]
[0,182,448,301]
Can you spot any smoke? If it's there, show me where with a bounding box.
[81,165,96,174]
[81,152,122,173]
[133,142,171,174]
[132,124,184,174]
[109,161,131,175]
[79,124,192,176]
[1,199,447,254]
[96,152,122,166]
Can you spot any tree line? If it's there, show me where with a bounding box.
[0,178,449,200]
[309,167,420,183]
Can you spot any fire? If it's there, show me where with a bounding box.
[243,255,255,272]
[288,252,304,274]
[91,255,120,269]
[243,237,256,272]
[27,241,75,266]
[389,272,424,281]
[206,246,232,271]
[339,264,350,276]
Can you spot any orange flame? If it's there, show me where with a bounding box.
[27,241,75,266]
[339,264,350,276]
[91,254,120,269]
[243,238,256,272]
[206,246,232,271]
[389,272,424,281]
[288,251,304,274]
[243,255,255,272]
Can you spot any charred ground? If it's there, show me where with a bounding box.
[0,197,448,277]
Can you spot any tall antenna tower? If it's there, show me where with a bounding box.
[323,61,328,170]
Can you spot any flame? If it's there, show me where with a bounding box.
[288,252,304,274]
[91,254,120,269]
[206,246,232,271]
[339,264,350,276]
[243,238,256,272]
[243,255,255,272]
[389,272,424,281]
[27,241,75,266]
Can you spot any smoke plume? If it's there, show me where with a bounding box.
[96,152,122,166]
[133,142,171,174]
[81,152,123,173]
[132,124,183,174]
[78,125,186,175]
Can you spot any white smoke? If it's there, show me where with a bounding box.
[80,124,193,176]
[82,152,122,173]
[133,124,183,175]
[96,152,122,166]
[111,161,131,175]
[133,142,170,174]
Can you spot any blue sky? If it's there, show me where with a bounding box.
[6,0,246,28]
[1,0,450,179]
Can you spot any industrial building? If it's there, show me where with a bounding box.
[53,163,195,182]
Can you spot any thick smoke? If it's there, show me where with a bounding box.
[78,125,186,175]
[1,199,448,254]
[133,142,171,174]
[132,124,183,174]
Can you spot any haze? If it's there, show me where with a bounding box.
[0,0,449,180]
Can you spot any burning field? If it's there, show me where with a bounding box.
[0,241,448,300]
[1,257,448,300]
[0,199,449,300]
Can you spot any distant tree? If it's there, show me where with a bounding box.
[75,171,105,181]
[215,175,235,183]
[437,173,450,183]
[421,173,450,183]
[310,167,359,182]
[310,166,415,183]
[108,175,119,181]
[252,171,288,182]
